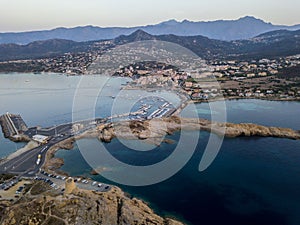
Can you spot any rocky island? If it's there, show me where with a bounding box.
[95,116,300,144]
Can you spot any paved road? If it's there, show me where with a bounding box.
[0,100,177,178]
[0,135,71,176]
[0,117,104,176]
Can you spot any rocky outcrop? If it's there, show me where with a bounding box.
[96,116,300,142]
[43,157,64,172]
[65,178,77,195]
[22,116,297,225]
[8,134,31,143]
[221,122,300,139]
[0,183,183,225]
[42,138,76,173]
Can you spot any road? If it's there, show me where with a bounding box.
[0,118,104,176]
[0,134,72,176]
[0,98,178,178]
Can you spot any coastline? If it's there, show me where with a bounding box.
[5,115,299,174]
[1,80,299,225]
[42,115,300,176]
[2,113,299,225]
[4,141,39,161]
[39,134,186,225]
[1,72,299,103]
[37,116,300,225]
[192,96,300,103]
[122,85,300,103]
[96,117,300,143]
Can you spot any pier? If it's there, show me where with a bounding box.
[0,113,28,138]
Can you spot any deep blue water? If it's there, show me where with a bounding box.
[57,97,300,225]
[1,73,300,225]
[56,133,300,225]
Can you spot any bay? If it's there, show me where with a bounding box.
[0,73,299,225]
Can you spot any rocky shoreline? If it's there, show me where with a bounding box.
[10,115,296,225]
[95,116,300,144]
[0,180,183,225]
[44,116,300,174]
[32,135,185,225]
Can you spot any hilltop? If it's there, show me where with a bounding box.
[0,16,300,45]
[0,29,299,63]
[0,180,183,225]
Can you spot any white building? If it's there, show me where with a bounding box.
[32,135,49,144]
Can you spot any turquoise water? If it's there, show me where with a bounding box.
[1,73,300,225]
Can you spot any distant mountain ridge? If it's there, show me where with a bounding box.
[0,29,299,62]
[1,16,300,44]
[0,39,91,61]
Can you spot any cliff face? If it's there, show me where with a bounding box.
[0,182,183,225]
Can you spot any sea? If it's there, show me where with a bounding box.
[0,73,300,225]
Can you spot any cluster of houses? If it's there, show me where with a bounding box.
[37,52,97,75]
[208,55,300,79]
[113,54,300,101]
[188,88,300,101]
[180,55,300,100]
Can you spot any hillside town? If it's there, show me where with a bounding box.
[0,40,299,101]
[0,40,115,75]
[112,55,300,101]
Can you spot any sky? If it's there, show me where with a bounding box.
[0,0,300,32]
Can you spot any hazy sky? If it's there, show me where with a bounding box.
[1,0,300,32]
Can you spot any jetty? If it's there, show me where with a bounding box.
[0,112,28,138]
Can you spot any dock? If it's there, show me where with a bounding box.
[0,113,28,138]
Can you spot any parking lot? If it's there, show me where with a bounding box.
[38,170,111,193]
[0,180,31,200]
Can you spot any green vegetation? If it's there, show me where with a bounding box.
[30,181,51,196]
[0,174,15,182]
[43,216,66,225]
[277,65,300,78]
[185,77,197,83]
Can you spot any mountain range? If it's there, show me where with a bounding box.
[0,29,299,62]
[1,16,300,45]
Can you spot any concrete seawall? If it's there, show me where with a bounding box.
[0,113,28,138]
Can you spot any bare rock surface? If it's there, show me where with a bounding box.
[0,182,183,225]
[96,116,300,142]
